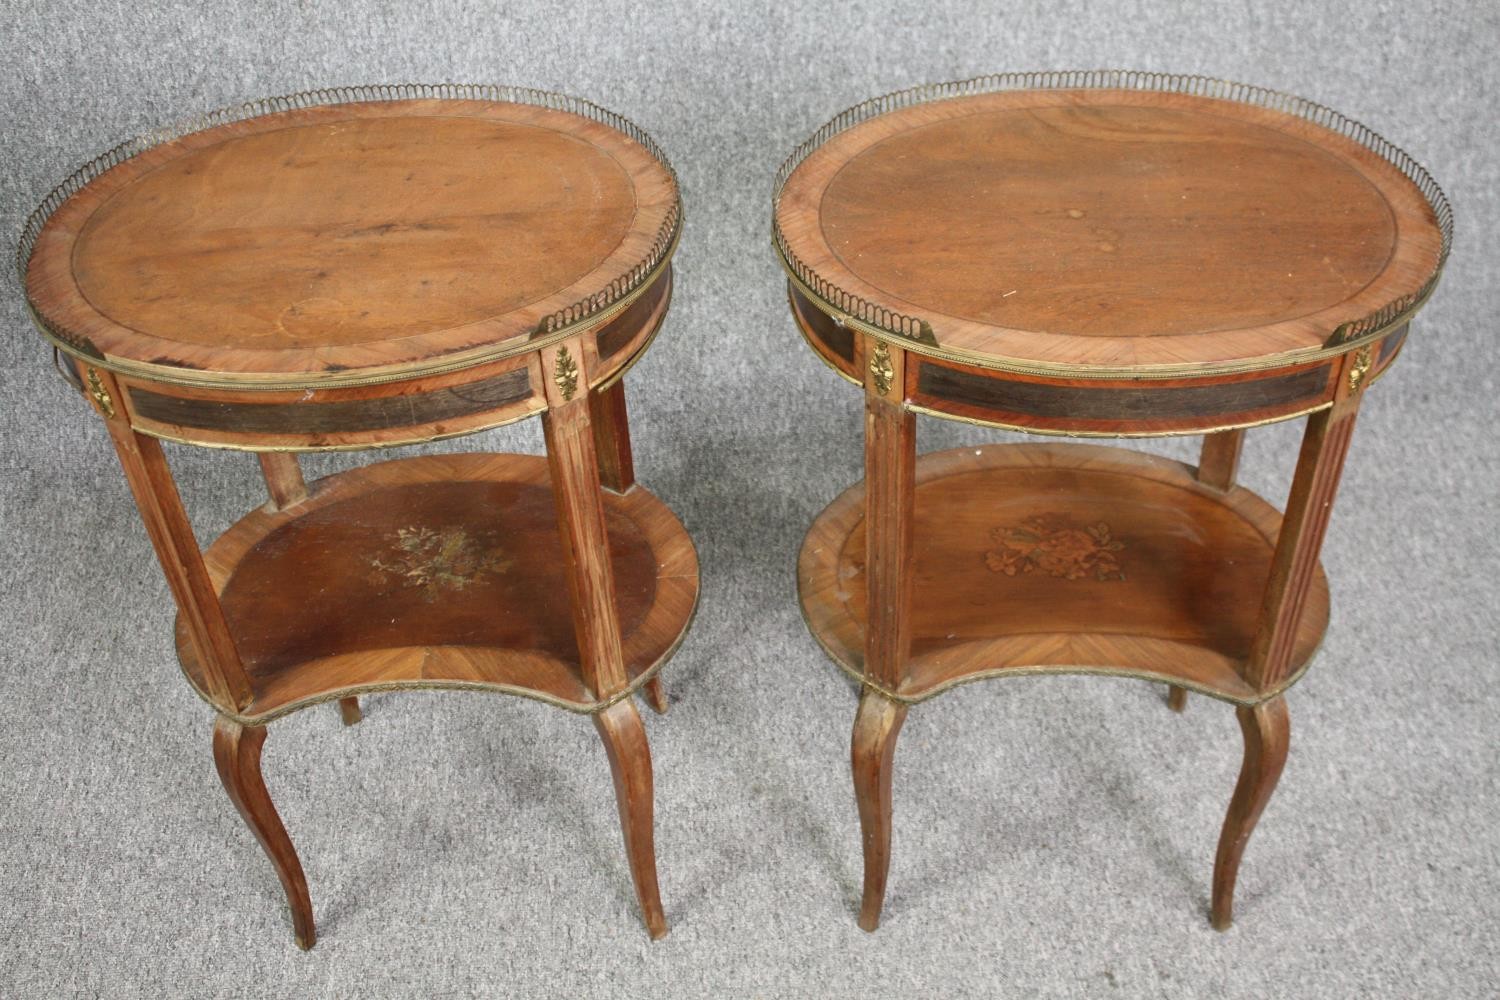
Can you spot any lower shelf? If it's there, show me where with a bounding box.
[798,443,1326,705]
[178,452,699,722]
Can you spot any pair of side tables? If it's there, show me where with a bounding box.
[20,75,1450,948]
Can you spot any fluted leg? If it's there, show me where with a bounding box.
[852,688,908,931]
[212,716,315,949]
[1212,695,1290,930]
[594,698,667,939]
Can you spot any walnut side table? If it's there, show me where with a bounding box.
[774,73,1450,931]
[21,87,698,947]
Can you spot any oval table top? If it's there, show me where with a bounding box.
[22,88,680,389]
[774,76,1450,378]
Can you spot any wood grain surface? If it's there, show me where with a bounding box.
[798,442,1329,705]
[27,99,678,385]
[777,88,1444,374]
[175,451,699,723]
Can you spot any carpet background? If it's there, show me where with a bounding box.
[2,2,1497,997]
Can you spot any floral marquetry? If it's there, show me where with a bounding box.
[984,516,1126,582]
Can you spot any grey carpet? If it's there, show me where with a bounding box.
[2,1,1497,997]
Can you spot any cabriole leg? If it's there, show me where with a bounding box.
[212,716,315,949]
[594,698,668,939]
[1211,696,1290,930]
[852,688,908,932]
[545,345,668,938]
[854,340,915,931]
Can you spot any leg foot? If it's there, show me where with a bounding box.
[852,688,908,932]
[642,675,668,715]
[1211,696,1290,930]
[593,699,667,939]
[1167,686,1188,712]
[212,716,316,949]
[338,696,362,726]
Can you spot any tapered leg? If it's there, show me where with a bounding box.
[852,688,908,932]
[212,716,315,949]
[862,378,916,692]
[1211,695,1290,930]
[90,366,251,711]
[593,698,667,939]
[587,381,666,714]
[338,697,362,726]
[589,379,635,494]
[542,344,629,699]
[256,452,308,509]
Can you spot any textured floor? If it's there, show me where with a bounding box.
[3,2,1498,997]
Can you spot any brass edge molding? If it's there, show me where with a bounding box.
[777,239,1431,382]
[772,70,1451,377]
[786,283,863,388]
[183,654,674,727]
[135,399,548,453]
[903,399,1333,439]
[33,220,681,393]
[794,586,1314,708]
[790,273,1340,431]
[179,558,703,727]
[20,83,683,392]
[593,268,675,392]
[827,651,1314,709]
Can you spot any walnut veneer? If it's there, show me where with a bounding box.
[775,72,1450,932]
[21,87,694,948]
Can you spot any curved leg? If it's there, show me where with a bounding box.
[1211,695,1290,930]
[212,716,316,950]
[852,688,908,932]
[642,675,668,715]
[1167,686,1188,712]
[593,698,667,939]
[338,696,362,726]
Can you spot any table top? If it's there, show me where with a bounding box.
[22,87,680,389]
[774,74,1450,378]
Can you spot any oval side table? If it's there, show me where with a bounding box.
[773,73,1450,931]
[20,86,698,947]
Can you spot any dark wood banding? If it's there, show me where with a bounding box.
[596,270,671,361]
[131,368,531,435]
[1378,323,1408,364]
[791,287,855,362]
[915,362,1332,427]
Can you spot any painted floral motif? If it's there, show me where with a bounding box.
[371,526,512,600]
[984,516,1126,582]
